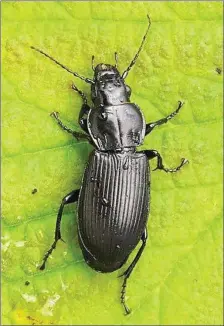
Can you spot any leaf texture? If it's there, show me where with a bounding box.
[1,1,223,325]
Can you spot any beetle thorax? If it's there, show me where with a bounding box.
[87,103,146,151]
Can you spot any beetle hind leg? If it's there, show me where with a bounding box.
[119,229,148,315]
[39,189,80,270]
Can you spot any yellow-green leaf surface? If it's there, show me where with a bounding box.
[1,1,223,325]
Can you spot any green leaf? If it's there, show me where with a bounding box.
[2,1,223,325]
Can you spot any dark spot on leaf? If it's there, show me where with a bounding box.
[216,67,222,75]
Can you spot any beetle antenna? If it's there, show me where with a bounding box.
[122,14,151,79]
[114,52,118,68]
[31,46,94,84]
[92,55,95,71]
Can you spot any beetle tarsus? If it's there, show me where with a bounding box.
[153,157,189,173]
[119,230,147,314]
[39,239,58,271]
[144,150,189,173]
[145,101,185,135]
[121,277,131,315]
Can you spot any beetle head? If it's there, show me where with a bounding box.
[91,63,131,106]
[94,63,121,84]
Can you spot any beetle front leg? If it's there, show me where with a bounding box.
[144,150,189,173]
[71,83,90,134]
[39,189,80,270]
[145,101,184,136]
[50,111,90,141]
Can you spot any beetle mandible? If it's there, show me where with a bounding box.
[31,15,188,315]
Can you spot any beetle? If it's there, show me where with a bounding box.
[31,15,188,315]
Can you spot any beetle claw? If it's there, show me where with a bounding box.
[39,262,45,271]
[71,83,78,91]
[50,111,59,118]
[181,158,189,165]
[123,305,131,315]
[178,100,184,106]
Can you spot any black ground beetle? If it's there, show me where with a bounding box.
[31,15,188,315]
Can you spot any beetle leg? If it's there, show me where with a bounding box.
[71,83,88,105]
[145,101,184,136]
[119,229,148,315]
[71,83,90,134]
[50,111,91,142]
[144,150,189,173]
[39,189,80,271]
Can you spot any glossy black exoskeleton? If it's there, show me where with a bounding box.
[31,15,188,315]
